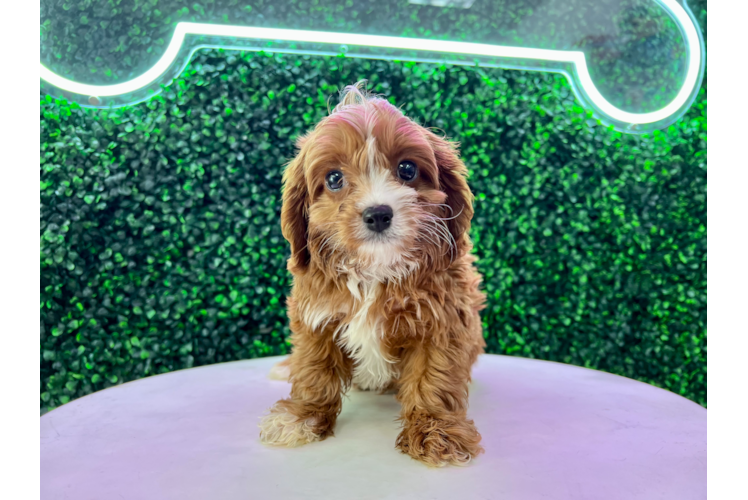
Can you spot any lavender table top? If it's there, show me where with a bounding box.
[41,354,706,500]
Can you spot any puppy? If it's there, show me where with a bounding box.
[259,81,486,467]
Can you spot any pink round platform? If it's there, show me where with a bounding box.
[40,354,706,499]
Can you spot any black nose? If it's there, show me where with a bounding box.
[362,205,393,233]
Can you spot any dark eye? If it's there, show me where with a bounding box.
[397,161,418,181]
[325,170,345,191]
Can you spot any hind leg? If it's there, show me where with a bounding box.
[268,356,292,381]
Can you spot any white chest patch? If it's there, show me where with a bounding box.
[336,278,395,390]
[297,275,396,390]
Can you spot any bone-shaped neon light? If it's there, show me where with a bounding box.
[39,0,702,130]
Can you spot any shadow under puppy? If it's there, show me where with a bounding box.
[260,81,486,467]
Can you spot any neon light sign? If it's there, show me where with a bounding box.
[40,0,704,133]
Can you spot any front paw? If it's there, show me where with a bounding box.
[259,403,325,448]
[395,412,484,467]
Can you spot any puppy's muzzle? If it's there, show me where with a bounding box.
[362,205,393,233]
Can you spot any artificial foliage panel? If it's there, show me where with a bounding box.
[39,0,706,413]
[40,1,706,412]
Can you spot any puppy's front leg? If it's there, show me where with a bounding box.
[395,338,484,467]
[259,323,353,447]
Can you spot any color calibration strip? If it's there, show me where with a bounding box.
[706,132,748,408]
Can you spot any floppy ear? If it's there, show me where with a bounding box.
[425,130,475,258]
[281,138,310,274]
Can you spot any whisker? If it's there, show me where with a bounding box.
[420,203,454,214]
[422,205,464,222]
[416,214,456,261]
[318,234,340,255]
[427,227,449,249]
[429,218,456,262]
[416,229,441,248]
[420,222,445,243]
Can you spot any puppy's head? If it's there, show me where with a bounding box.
[281,81,473,280]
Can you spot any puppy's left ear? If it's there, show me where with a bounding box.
[425,130,474,258]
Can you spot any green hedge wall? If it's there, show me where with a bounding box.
[40,3,707,412]
[39,0,706,413]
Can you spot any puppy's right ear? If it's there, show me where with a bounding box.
[281,136,310,274]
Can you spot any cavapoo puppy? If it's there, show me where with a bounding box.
[259,81,486,467]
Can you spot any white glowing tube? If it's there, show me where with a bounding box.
[39,0,702,127]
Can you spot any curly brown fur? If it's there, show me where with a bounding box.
[395,411,483,467]
[259,81,486,466]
